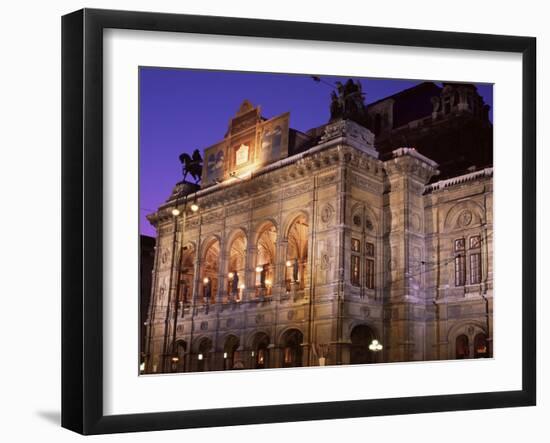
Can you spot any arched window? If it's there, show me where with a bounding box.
[286,215,308,290]
[177,244,195,307]
[350,325,376,364]
[227,233,246,302]
[201,239,220,304]
[281,329,303,368]
[256,223,277,297]
[223,335,240,370]
[455,334,469,359]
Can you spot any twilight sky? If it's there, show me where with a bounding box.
[139,68,493,237]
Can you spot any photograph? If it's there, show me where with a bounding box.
[139,68,494,374]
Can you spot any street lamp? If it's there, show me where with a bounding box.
[171,208,180,217]
[369,339,383,352]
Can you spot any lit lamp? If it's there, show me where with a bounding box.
[369,339,383,352]
[197,353,203,361]
[228,272,234,279]
[203,277,210,284]
[171,208,180,217]
[223,352,228,359]
[286,260,292,267]
[190,203,199,212]
[265,279,272,287]
[171,355,180,364]
[255,266,263,273]
[239,284,245,290]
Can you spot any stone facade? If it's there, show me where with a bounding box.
[144,97,493,374]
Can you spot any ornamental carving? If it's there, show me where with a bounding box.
[353,214,362,227]
[287,310,295,320]
[318,174,336,186]
[365,217,374,231]
[226,203,249,217]
[457,210,473,227]
[320,253,330,270]
[200,321,208,331]
[320,204,334,224]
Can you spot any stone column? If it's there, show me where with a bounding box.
[383,148,438,362]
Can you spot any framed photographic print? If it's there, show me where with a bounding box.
[61,8,536,435]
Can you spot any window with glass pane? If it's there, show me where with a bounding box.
[469,235,481,249]
[351,255,360,286]
[455,255,466,286]
[365,242,375,257]
[351,238,360,252]
[365,259,374,289]
[454,238,465,251]
[470,253,481,284]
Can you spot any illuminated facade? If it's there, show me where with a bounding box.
[144,83,493,373]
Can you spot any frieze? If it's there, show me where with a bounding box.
[226,202,250,217]
[253,193,275,209]
[284,183,312,199]
[318,174,337,186]
[350,173,381,193]
[202,210,224,224]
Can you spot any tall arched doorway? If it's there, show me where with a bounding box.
[173,340,187,372]
[197,337,213,372]
[227,232,247,302]
[201,239,220,304]
[286,215,309,290]
[474,332,489,358]
[350,325,376,364]
[256,223,277,297]
[455,334,470,359]
[251,332,270,369]
[223,335,240,370]
[281,329,303,368]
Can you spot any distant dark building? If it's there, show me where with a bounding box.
[140,235,156,368]
[364,82,493,179]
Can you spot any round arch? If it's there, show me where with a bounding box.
[443,200,486,231]
[349,324,377,364]
[279,328,304,368]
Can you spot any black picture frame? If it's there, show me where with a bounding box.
[61,8,536,435]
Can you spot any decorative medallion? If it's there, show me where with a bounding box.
[200,321,208,331]
[320,253,330,270]
[458,210,473,227]
[176,324,184,333]
[411,213,422,231]
[353,214,362,227]
[365,218,374,231]
[161,248,169,264]
[320,204,334,224]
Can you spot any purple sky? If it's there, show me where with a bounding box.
[139,68,493,238]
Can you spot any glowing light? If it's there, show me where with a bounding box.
[171,356,179,363]
[369,339,383,352]
[286,260,292,267]
[139,362,145,372]
[251,351,255,357]
[228,272,234,279]
[190,203,199,212]
[203,277,210,284]
[171,208,180,216]
[255,266,263,273]
[265,279,272,287]
[198,353,203,360]
[223,352,228,359]
[239,284,245,290]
